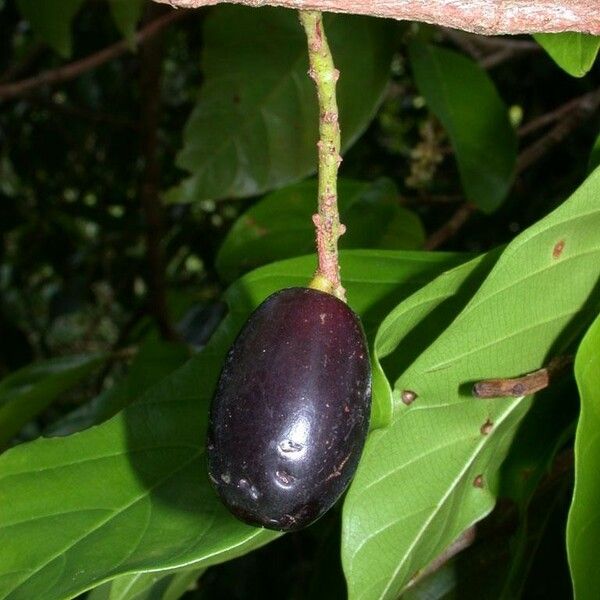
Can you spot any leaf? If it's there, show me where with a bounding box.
[375,250,500,386]
[0,250,465,600]
[534,33,600,78]
[87,567,205,600]
[0,353,106,448]
[168,7,394,203]
[343,167,600,600]
[567,312,600,600]
[589,131,600,174]
[16,0,86,57]
[108,0,144,45]
[216,178,425,282]
[408,42,517,213]
[46,341,190,438]
[497,377,577,599]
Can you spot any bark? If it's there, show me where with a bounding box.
[152,0,600,35]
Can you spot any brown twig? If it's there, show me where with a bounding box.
[423,203,476,250]
[473,356,573,399]
[0,42,46,84]
[516,88,600,173]
[139,5,179,341]
[153,0,600,35]
[0,9,190,102]
[518,87,600,138]
[442,29,541,69]
[479,44,539,69]
[406,526,477,590]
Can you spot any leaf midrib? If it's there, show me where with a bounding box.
[6,449,203,598]
[374,396,524,600]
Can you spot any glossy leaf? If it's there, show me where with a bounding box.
[16,0,85,57]
[0,250,464,600]
[216,178,425,282]
[535,33,600,78]
[409,42,517,213]
[87,567,205,600]
[567,313,600,600]
[168,7,394,203]
[0,353,106,448]
[46,341,190,437]
[497,377,577,599]
[108,0,144,45]
[343,167,600,600]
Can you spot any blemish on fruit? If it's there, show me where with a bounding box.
[480,419,493,435]
[279,439,304,454]
[275,470,296,487]
[401,390,418,405]
[553,239,565,258]
[238,478,260,501]
[473,474,484,488]
[325,453,352,482]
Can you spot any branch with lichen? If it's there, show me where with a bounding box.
[299,10,346,302]
[154,1,600,36]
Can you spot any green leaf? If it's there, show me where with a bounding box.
[408,42,517,213]
[589,131,600,174]
[108,0,144,45]
[87,567,205,600]
[168,7,394,203]
[216,178,425,282]
[47,341,190,437]
[343,167,600,600]
[534,33,600,78]
[497,377,577,599]
[567,312,600,600]
[375,250,500,386]
[0,353,106,448]
[0,250,464,600]
[16,0,86,57]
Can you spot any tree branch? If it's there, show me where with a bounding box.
[0,9,190,102]
[154,0,600,35]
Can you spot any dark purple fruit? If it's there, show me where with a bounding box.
[207,287,371,532]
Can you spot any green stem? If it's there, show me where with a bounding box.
[299,10,346,302]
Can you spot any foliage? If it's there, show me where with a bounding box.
[567,313,600,600]
[408,42,517,213]
[0,2,599,600]
[535,33,600,78]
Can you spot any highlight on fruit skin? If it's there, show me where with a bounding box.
[207,287,372,532]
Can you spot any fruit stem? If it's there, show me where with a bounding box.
[299,10,346,302]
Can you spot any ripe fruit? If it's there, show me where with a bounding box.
[207,287,371,531]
